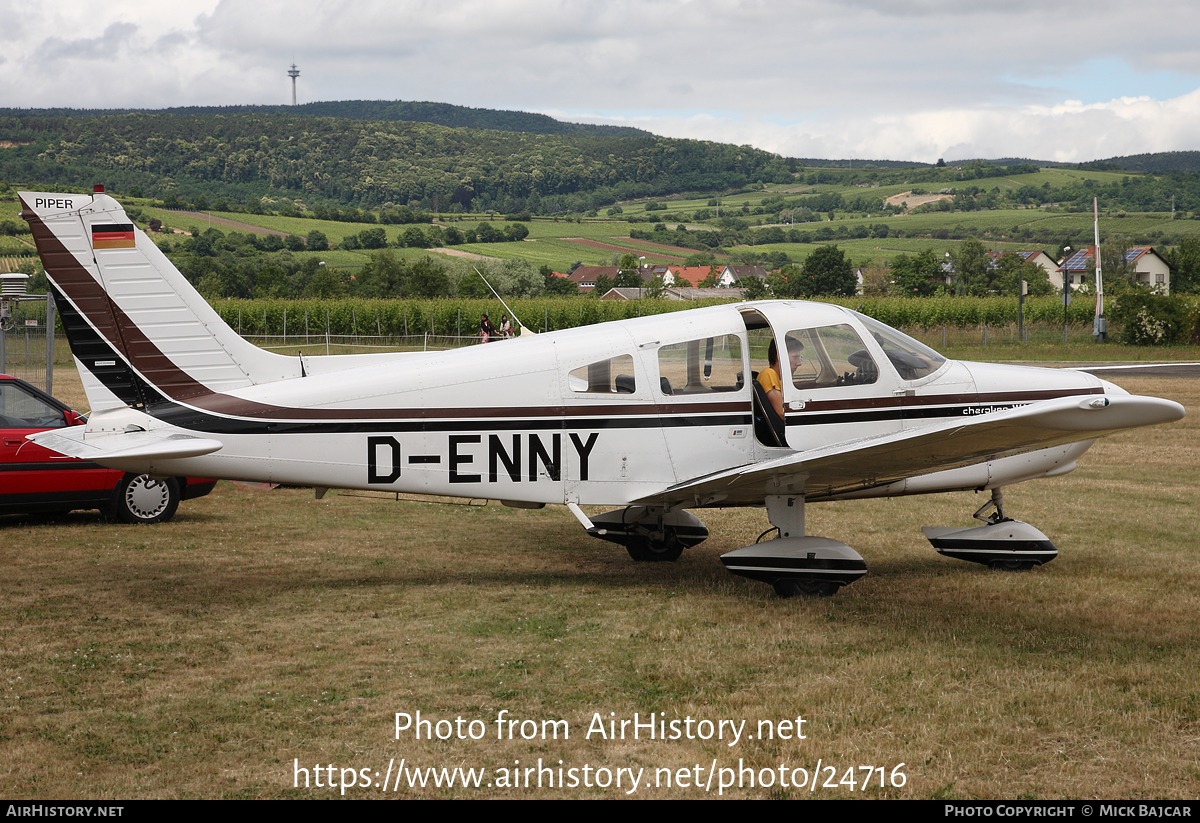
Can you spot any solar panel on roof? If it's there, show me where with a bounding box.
[1062,250,1091,270]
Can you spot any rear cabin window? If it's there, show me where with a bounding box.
[568,355,636,394]
[657,335,744,395]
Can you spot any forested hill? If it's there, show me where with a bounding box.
[1080,151,1200,174]
[0,101,650,138]
[0,110,793,213]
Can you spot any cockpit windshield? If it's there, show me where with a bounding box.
[852,312,947,381]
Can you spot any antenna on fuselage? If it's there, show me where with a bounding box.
[471,265,535,336]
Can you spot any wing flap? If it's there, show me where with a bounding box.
[635,394,1184,507]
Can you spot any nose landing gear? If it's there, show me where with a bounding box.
[923,489,1058,570]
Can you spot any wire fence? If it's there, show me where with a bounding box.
[0,295,57,393]
[245,333,491,356]
[902,322,1113,351]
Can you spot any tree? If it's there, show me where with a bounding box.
[358,227,387,249]
[891,248,943,297]
[793,245,855,297]
[699,266,723,288]
[476,258,545,297]
[305,230,329,252]
[1167,236,1200,293]
[860,266,892,297]
[401,256,452,298]
[544,266,579,295]
[401,226,429,248]
[613,269,642,288]
[992,253,1052,297]
[354,249,406,298]
[1097,238,1142,294]
[950,237,992,296]
[615,253,644,289]
[739,276,770,299]
[455,269,490,298]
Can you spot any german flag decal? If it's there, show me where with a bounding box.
[92,223,136,250]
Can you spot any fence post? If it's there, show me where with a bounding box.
[326,307,330,356]
[404,308,408,337]
[283,308,287,343]
[305,309,309,344]
[983,322,988,346]
[45,293,55,395]
[352,309,358,343]
[942,325,946,349]
[376,308,381,337]
[457,308,461,340]
[544,307,548,332]
[238,308,242,336]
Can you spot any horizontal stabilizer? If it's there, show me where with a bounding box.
[28,426,223,462]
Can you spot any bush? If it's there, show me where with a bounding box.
[1109,293,1195,345]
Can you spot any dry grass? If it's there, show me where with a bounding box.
[1,371,1197,799]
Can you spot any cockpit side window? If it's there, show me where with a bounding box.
[852,312,947,381]
[568,355,636,394]
[657,335,744,395]
[785,324,878,388]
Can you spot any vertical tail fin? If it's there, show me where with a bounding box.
[20,190,299,410]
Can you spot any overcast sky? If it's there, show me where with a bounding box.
[3,0,1199,164]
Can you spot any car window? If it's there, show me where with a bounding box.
[0,383,67,428]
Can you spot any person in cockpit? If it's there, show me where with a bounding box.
[757,336,805,422]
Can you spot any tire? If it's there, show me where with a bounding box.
[624,532,684,562]
[111,474,180,524]
[989,559,1037,571]
[773,578,841,598]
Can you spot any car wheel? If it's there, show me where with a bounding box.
[111,474,180,524]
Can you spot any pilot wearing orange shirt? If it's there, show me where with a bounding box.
[757,336,806,422]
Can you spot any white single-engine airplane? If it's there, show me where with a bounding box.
[19,188,1186,596]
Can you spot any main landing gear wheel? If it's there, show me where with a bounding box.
[111,474,180,524]
[989,559,1038,571]
[625,531,684,562]
[772,578,841,598]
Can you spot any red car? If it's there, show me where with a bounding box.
[0,374,216,522]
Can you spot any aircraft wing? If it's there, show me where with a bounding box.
[634,393,1184,508]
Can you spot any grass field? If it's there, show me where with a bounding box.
[1,365,1197,799]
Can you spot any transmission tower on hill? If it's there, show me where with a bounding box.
[288,63,300,105]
